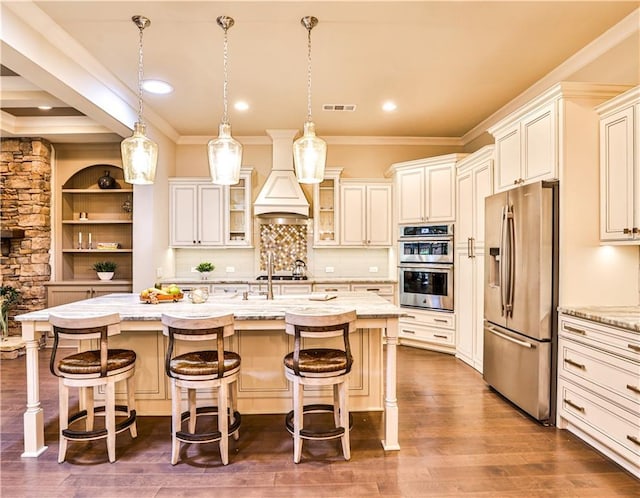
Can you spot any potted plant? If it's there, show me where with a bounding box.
[0,285,20,341]
[92,261,117,281]
[195,262,215,280]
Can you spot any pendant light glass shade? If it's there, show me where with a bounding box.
[293,16,326,184]
[208,16,242,185]
[121,15,158,185]
[207,123,243,185]
[121,122,158,185]
[293,121,326,184]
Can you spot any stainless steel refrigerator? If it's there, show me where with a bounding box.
[483,180,558,424]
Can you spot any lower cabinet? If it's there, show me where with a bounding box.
[556,314,640,478]
[47,283,132,307]
[398,308,456,354]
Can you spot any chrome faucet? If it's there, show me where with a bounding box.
[266,251,274,300]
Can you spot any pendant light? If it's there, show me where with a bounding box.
[293,16,327,184]
[121,15,158,185]
[208,16,243,185]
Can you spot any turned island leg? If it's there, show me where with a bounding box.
[21,321,47,457]
[382,318,400,451]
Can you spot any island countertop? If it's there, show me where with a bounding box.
[15,291,405,323]
[557,305,640,333]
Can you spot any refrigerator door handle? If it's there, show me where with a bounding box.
[499,205,508,316]
[506,206,515,317]
[486,325,534,349]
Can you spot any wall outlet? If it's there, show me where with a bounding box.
[226,266,235,273]
[369,266,379,273]
[191,267,198,273]
[325,266,335,273]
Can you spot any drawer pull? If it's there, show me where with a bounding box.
[628,344,640,353]
[434,318,448,323]
[626,384,640,394]
[564,325,586,335]
[324,288,339,292]
[402,329,416,335]
[627,435,640,446]
[406,315,416,320]
[366,288,380,292]
[563,358,586,370]
[434,334,448,339]
[564,399,585,413]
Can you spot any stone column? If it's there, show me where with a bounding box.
[0,138,52,337]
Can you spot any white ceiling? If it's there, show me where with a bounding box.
[1,1,639,145]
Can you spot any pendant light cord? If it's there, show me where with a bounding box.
[222,25,229,125]
[137,24,145,123]
[305,25,313,123]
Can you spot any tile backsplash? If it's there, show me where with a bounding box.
[259,223,307,272]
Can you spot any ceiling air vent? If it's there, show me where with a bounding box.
[322,104,356,112]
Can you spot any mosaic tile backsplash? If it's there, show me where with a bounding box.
[260,224,307,272]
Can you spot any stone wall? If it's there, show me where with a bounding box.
[0,138,52,336]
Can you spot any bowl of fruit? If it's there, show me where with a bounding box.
[139,284,184,304]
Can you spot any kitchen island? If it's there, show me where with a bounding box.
[16,291,403,458]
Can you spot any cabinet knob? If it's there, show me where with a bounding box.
[623,228,631,234]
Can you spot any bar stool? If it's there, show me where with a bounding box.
[283,308,357,463]
[161,313,241,465]
[48,312,137,463]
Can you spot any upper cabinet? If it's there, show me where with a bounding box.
[596,86,640,243]
[169,169,253,248]
[57,163,133,282]
[340,180,392,246]
[490,101,556,192]
[389,154,465,224]
[312,168,342,246]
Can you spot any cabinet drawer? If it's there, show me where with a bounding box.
[400,310,455,330]
[559,316,640,362]
[558,380,640,465]
[398,322,454,346]
[280,284,313,295]
[350,283,394,295]
[559,338,640,414]
[313,283,351,293]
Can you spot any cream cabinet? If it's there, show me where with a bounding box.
[556,314,640,478]
[398,308,456,354]
[389,154,464,224]
[454,146,493,372]
[340,180,392,246]
[490,101,556,192]
[224,169,254,246]
[169,180,224,247]
[47,283,132,307]
[596,86,640,243]
[312,168,342,246]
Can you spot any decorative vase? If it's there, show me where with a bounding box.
[199,272,212,280]
[97,272,115,281]
[97,170,117,189]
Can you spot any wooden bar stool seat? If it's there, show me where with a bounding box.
[283,308,357,463]
[161,313,241,465]
[48,312,137,463]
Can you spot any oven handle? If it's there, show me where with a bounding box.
[398,264,453,272]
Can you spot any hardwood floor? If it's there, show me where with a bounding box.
[1,345,638,497]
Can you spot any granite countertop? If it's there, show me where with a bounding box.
[15,291,405,323]
[558,305,640,333]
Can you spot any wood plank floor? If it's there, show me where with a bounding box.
[1,345,638,497]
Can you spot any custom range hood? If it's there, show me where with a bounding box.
[254,129,309,220]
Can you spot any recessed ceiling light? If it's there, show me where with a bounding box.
[37,105,53,111]
[234,101,249,111]
[382,101,397,112]
[142,79,173,94]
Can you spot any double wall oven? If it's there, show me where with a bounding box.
[398,223,454,311]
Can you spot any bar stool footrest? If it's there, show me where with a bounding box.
[62,406,136,440]
[285,404,353,440]
[177,406,241,443]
